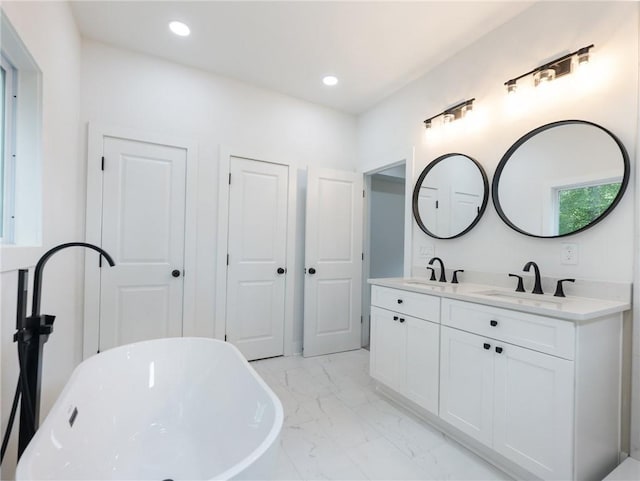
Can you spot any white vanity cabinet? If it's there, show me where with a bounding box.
[491,337,573,479]
[439,326,495,446]
[440,325,573,480]
[368,279,625,481]
[439,297,622,481]
[370,286,440,414]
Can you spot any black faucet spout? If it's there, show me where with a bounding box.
[11,242,114,460]
[428,257,447,283]
[31,242,115,317]
[523,261,543,295]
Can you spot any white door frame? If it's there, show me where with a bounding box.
[362,147,414,347]
[83,123,198,359]
[215,146,297,356]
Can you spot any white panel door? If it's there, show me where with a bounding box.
[493,342,574,480]
[451,190,481,234]
[304,168,363,357]
[100,137,186,351]
[439,326,494,446]
[226,157,288,361]
[418,185,440,234]
[369,306,404,390]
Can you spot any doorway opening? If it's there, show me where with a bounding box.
[362,162,407,348]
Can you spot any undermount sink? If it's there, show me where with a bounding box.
[472,289,567,309]
[403,279,446,290]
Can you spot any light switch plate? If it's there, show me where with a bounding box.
[419,244,434,259]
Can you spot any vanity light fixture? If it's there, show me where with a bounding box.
[534,68,556,87]
[577,46,591,66]
[423,98,475,129]
[504,44,594,93]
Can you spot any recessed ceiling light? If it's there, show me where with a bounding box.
[169,21,190,37]
[322,75,339,86]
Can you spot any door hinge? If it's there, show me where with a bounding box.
[435,200,439,209]
[101,156,105,171]
[228,173,231,185]
[224,334,227,341]
[362,252,364,261]
[97,349,100,354]
[363,189,365,198]
[226,254,229,265]
[361,316,363,324]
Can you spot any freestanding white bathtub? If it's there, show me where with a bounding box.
[16,338,283,480]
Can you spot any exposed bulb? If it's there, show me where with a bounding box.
[169,21,191,37]
[322,75,339,86]
[534,68,555,87]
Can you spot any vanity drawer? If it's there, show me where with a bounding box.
[371,285,440,322]
[441,299,575,360]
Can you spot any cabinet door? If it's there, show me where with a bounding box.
[439,326,494,446]
[406,317,439,414]
[493,342,574,480]
[370,306,405,391]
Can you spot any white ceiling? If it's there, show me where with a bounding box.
[70,1,533,114]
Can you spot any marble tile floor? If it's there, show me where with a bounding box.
[251,349,512,481]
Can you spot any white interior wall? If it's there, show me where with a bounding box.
[80,40,358,355]
[359,1,637,282]
[356,1,639,457]
[0,2,83,477]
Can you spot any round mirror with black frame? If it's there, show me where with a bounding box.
[412,153,489,239]
[492,120,630,238]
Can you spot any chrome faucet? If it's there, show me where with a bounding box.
[523,261,543,294]
[428,257,447,282]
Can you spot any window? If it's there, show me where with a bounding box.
[557,181,621,235]
[0,10,42,254]
[0,61,4,238]
[1,52,17,242]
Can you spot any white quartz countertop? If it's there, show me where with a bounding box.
[369,277,630,321]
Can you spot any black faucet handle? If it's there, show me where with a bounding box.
[426,266,437,281]
[508,273,525,292]
[554,278,575,298]
[452,269,464,284]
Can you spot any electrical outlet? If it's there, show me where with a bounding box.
[419,244,434,259]
[561,243,578,265]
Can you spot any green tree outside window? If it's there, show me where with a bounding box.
[558,183,621,235]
